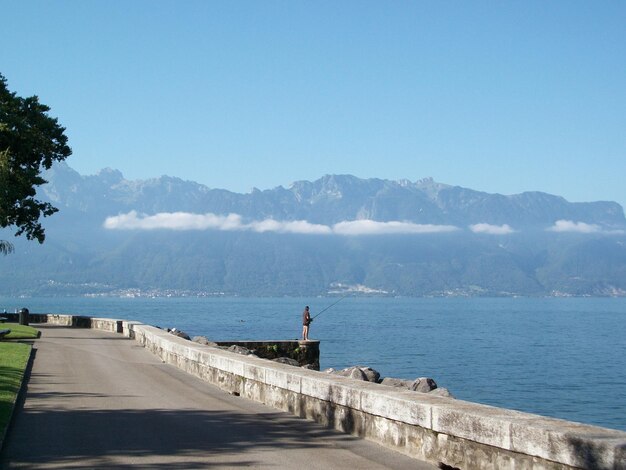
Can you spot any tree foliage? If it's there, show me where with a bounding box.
[0,73,71,245]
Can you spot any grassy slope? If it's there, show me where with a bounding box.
[0,323,37,446]
[1,323,40,340]
[0,342,31,444]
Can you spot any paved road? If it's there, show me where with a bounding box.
[2,325,436,469]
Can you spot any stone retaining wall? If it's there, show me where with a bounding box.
[30,314,626,469]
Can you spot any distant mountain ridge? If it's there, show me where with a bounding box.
[41,163,626,230]
[1,163,625,298]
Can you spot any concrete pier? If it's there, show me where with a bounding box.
[4,313,626,469]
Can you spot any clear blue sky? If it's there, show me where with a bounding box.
[2,1,625,207]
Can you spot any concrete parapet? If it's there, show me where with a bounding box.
[3,313,74,325]
[89,317,122,333]
[30,314,626,469]
[120,320,142,338]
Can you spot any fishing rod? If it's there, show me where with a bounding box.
[310,294,350,321]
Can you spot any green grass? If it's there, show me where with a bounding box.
[0,342,31,439]
[1,323,40,340]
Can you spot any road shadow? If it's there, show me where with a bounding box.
[1,405,360,468]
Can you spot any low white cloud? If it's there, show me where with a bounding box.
[546,220,626,235]
[103,211,244,231]
[104,211,332,235]
[547,220,602,234]
[104,211,459,236]
[332,220,458,235]
[469,223,515,235]
[248,219,332,235]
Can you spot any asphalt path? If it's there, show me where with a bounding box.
[1,325,436,469]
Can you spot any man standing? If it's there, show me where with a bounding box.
[302,306,311,341]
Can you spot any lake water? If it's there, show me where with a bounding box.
[2,296,625,432]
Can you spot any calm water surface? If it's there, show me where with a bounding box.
[2,296,624,431]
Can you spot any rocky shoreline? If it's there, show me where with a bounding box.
[324,366,454,398]
[168,327,454,399]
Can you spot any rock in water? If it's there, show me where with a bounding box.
[192,336,219,347]
[348,368,369,380]
[168,328,190,340]
[429,387,454,398]
[335,366,381,382]
[380,377,413,388]
[227,345,252,355]
[358,366,381,383]
[410,377,438,392]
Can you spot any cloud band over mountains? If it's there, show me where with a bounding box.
[103,211,459,235]
[104,211,622,236]
[469,223,515,235]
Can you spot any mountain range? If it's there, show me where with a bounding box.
[2,163,626,297]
